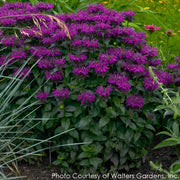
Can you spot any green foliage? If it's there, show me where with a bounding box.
[149,67,180,179]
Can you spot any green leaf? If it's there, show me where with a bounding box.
[170,160,180,174]
[154,137,180,149]
[98,99,107,108]
[65,105,76,112]
[54,126,63,135]
[74,107,82,117]
[128,22,144,32]
[61,118,70,131]
[44,103,52,112]
[45,120,54,129]
[42,113,50,126]
[64,112,73,117]
[156,131,172,137]
[125,130,134,142]
[16,98,26,105]
[145,124,155,131]
[76,116,91,130]
[129,123,137,131]
[79,159,89,166]
[99,116,110,128]
[89,158,102,169]
[92,143,103,154]
[69,130,79,139]
[105,107,117,118]
[111,153,119,167]
[172,122,179,136]
[78,152,91,159]
[52,159,60,165]
[133,132,141,142]
[154,105,167,111]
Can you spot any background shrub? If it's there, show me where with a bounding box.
[0,2,179,173]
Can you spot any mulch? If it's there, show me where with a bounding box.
[2,135,178,180]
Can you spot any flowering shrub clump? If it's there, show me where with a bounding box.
[0,2,179,173]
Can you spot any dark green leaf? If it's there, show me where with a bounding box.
[79,159,89,166]
[133,132,141,142]
[65,105,76,112]
[98,99,107,108]
[106,107,117,118]
[172,122,179,136]
[129,123,137,131]
[111,153,119,167]
[61,118,70,131]
[154,137,180,149]
[69,130,79,139]
[78,152,91,159]
[99,116,110,128]
[76,116,91,130]
[145,124,155,131]
[89,158,102,169]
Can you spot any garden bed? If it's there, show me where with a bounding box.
[3,135,177,180]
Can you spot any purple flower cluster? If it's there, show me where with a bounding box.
[29,47,61,58]
[10,49,26,60]
[68,54,87,63]
[126,95,145,109]
[14,67,31,78]
[0,2,178,110]
[108,73,131,91]
[52,88,70,100]
[143,77,159,91]
[72,66,90,77]
[37,92,50,102]
[121,10,136,22]
[45,71,63,82]
[96,86,112,98]
[78,91,96,105]
[89,61,109,75]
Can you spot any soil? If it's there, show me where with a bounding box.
[2,135,178,180]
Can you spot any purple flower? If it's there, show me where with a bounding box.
[45,71,63,82]
[126,95,145,109]
[108,73,131,91]
[166,63,180,70]
[121,10,136,22]
[78,91,96,105]
[68,54,87,63]
[143,77,159,91]
[148,59,161,66]
[54,59,66,66]
[141,45,158,57]
[99,53,118,64]
[82,39,99,49]
[175,56,180,63]
[37,92,50,102]
[96,86,112,98]
[71,40,82,47]
[29,46,61,58]
[123,63,146,75]
[14,67,31,78]
[88,61,109,75]
[1,36,16,46]
[36,2,54,10]
[72,66,90,77]
[0,56,9,66]
[154,70,173,86]
[52,88,69,100]
[131,53,147,64]
[87,4,106,13]
[38,59,54,69]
